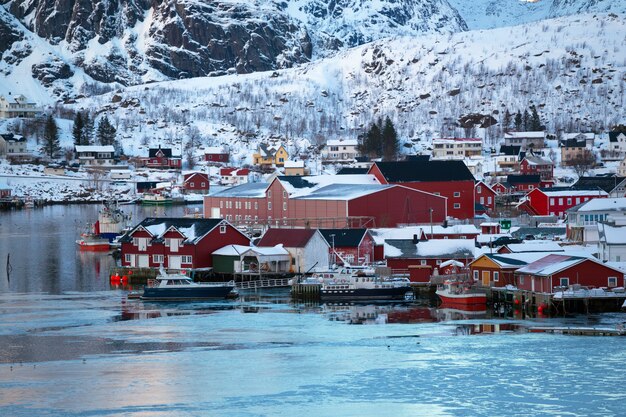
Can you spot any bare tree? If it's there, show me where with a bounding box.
[570,150,596,177]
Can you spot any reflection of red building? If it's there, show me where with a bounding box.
[387,307,437,323]
[369,160,475,220]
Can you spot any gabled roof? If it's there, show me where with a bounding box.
[259,143,285,157]
[75,145,115,153]
[563,133,594,140]
[504,131,545,139]
[327,139,358,147]
[184,172,209,181]
[523,154,553,166]
[121,218,245,244]
[572,176,626,193]
[514,254,590,276]
[384,239,476,259]
[0,133,25,142]
[213,182,268,198]
[337,167,369,175]
[567,197,626,213]
[372,160,475,182]
[470,253,551,268]
[598,223,626,245]
[148,147,173,158]
[319,229,368,247]
[503,241,564,253]
[608,132,626,142]
[257,228,321,248]
[561,138,586,147]
[499,145,521,156]
[507,174,540,185]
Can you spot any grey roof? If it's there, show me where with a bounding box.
[212,182,269,198]
[294,183,392,200]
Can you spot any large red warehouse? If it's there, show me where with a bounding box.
[368,160,476,220]
[203,175,447,228]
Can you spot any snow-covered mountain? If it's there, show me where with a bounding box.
[0,0,466,97]
[447,0,626,30]
[51,13,623,166]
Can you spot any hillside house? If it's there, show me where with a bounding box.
[515,254,624,293]
[0,133,28,159]
[504,131,546,151]
[618,156,626,177]
[204,174,447,228]
[566,198,626,243]
[475,181,496,213]
[75,145,116,166]
[431,138,482,159]
[256,228,330,273]
[220,168,250,186]
[562,133,595,148]
[0,94,41,118]
[496,145,522,171]
[119,218,250,270]
[322,139,359,161]
[139,146,182,169]
[204,147,230,163]
[520,154,554,181]
[561,138,594,166]
[283,160,306,176]
[609,132,626,155]
[368,160,476,220]
[183,172,210,194]
[572,176,626,198]
[253,143,288,168]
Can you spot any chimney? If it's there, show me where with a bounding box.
[412,234,418,244]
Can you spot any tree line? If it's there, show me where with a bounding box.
[41,113,118,158]
[358,116,399,161]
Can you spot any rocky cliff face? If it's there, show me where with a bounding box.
[0,0,467,94]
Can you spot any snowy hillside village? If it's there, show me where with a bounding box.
[1,8,626,313]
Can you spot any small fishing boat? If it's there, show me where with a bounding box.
[141,192,173,205]
[76,230,111,251]
[320,274,413,302]
[436,279,487,308]
[96,200,131,241]
[141,267,236,301]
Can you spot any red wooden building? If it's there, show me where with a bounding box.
[204,175,447,228]
[368,160,475,220]
[514,254,625,293]
[183,172,210,194]
[138,146,182,169]
[0,185,11,198]
[319,228,378,266]
[119,218,249,270]
[520,154,554,181]
[506,175,541,193]
[475,180,496,214]
[492,182,509,195]
[519,188,608,217]
[204,147,230,163]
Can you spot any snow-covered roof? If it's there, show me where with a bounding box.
[327,139,358,147]
[440,259,464,268]
[504,241,564,253]
[514,254,587,276]
[477,252,559,268]
[541,190,608,197]
[284,160,304,168]
[569,198,626,213]
[523,154,553,165]
[504,131,545,139]
[204,147,228,154]
[212,244,252,256]
[598,223,626,245]
[433,137,482,143]
[213,182,268,198]
[370,224,480,245]
[75,145,115,153]
[480,222,500,227]
[563,133,595,140]
[278,174,380,198]
[475,233,511,244]
[386,238,477,258]
[295,183,393,200]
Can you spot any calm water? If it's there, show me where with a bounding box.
[0,205,625,417]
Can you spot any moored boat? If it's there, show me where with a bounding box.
[436,279,487,308]
[141,267,236,301]
[141,192,173,205]
[76,231,111,251]
[320,274,413,301]
[97,200,131,241]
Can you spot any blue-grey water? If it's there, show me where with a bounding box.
[0,205,625,417]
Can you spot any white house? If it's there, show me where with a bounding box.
[567,198,626,243]
[598,222,626,262]
[609,132,626,155]
[0,133,28,158]
[256,228,330,273]
[504,131,546,150]
[431,138,483,159]
[0,94,41,118]
[75,145,116,166]
[563,132,595,149]
[322,139,359,161]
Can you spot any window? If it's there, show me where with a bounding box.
[473,270,479,281]
[268,202,272,210]
[454,192,460,197]
[254,202,258,210]
[559,198,563,205]
[436,260,442,265]
[220,200,223,209]
[529,185,534,190]
[220,225,226,234]
[190,182,194,187]
[182,255,192,264]
[453,203,460,209]
[420,260,427,265]
[283,202,287,211]
[153,254,164,264]
[567,198,572,205]
[608,277,618,287]
[550,198,555,206]
[559,277,569,287]
[201,182,206,187]
[132,237,139,246]
[480,197,484,204]
[268,190,272,198]
[283,191,287,198]
[576,197,580,205]
[487,196,492,204]
[494,271,499,282]
[125,254,132,263]
[519,276,524,285]
[477,186,481,193]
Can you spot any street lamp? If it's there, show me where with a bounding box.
[329,234,335,267]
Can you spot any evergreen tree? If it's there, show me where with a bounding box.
[502,109,512,133]
[529,105,542,131]
[381,116,399,161]
[96,116,117,147]
[42,115,61,158]
[514,111,523,131]
[72,112,84,146]
[522,110,530,131]
[82,112,94,145]
[359,120,383,158]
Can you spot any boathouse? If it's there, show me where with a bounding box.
[256,228,329,273]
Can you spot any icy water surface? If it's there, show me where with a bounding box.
[1,205,625,416]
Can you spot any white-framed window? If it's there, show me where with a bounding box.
[453,203,461,209]
[125,254,132,263]
[487,196,492,204]
[519,276,524,285]
[494,271,499,282]
[454,192,461,197]
[560,277,569,287]
[550,198,555,206]
[420,260,427,265]
[132,237,139,246]
[254,202,258,210]
[608,277,618,287]
[182,255,192,264]
[201,182,206,187]
[529,185,534,190]
[220,200,223,208]
[190,182,194,187]
[283,202,287,211]
[268,190,272,198]
[283,191,287,198]
[436,260,442,265]
[473,270,479,281]
[220,225,226,234]
[153,254,164,264]
[567,198,572,205]
[576,197,580,204]
[559,198,563,205]
[480,197,484,204]
[268,202,272,210]
[477,185,481,193]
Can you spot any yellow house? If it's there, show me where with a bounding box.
[253,143,289,168]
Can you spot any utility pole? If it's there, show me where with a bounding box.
[330,234,335,267]
[429,208,434,239]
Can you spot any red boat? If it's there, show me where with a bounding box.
[76,227,111,252]
[436,279,487,308]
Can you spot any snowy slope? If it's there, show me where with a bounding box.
[61,13,624,163]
